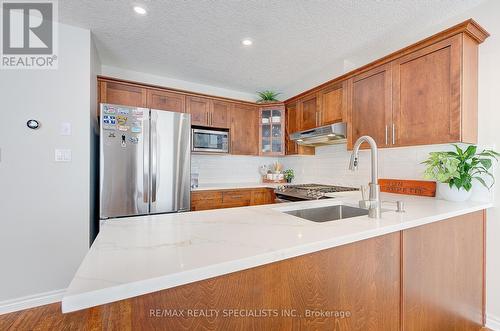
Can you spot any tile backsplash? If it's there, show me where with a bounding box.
[191,154,280,184]
[191,143,494,202]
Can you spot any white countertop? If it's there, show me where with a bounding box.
[62,192,492,313]
[192,182,281,191]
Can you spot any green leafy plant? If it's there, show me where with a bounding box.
[283,169,295,182]
[422,144,500,191]
[256,90,281,103]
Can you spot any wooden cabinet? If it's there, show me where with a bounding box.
[319,81,347,125]
[392,35,464,146]
[297,82,347,132]
[230,104,259,155]
[211,100,231,128]
[186,96,211,126]
[147,89,185,113]
[298,93,319,131]
[350,64,392,149]
[191,188,275,211]
[190,191,223,211]
[285,103,315,155]
[259,105,285,156]
[250,188,276,205]
[187,96,231,128]
[99,81,147,107]
[402,211,484,330]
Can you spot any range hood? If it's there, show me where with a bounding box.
[290,123,347,146]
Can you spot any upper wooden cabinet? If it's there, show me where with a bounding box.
[286,20,488,150]
[298,93,319,131]
[187,96,230,128]
[147,89,185,113]
[100,81,147,108]
[285,103,315,155]
[186,96,211,126]
[350,64,392,149]
[349,34,482,149]
[319,81,348,126]
[230,104,259,155]
[259,105,285,156]
[392,35,464,146]
[210,100,231,129]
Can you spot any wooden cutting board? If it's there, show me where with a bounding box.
[378,179,436,197]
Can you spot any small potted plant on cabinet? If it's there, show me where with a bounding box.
[256,90,281,104]
[422,144,499,201]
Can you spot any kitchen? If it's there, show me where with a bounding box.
[1,1,500,330]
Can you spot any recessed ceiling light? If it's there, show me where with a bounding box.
[133,6,147,15]
[241,39,253,46]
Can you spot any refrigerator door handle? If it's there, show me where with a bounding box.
[151,114,158,204]
[143,114,150,204]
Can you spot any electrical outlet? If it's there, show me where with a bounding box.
[55,149,71,162]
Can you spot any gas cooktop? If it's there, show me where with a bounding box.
[275,184,359,201]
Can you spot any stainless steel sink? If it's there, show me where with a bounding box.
[284,204,369,223]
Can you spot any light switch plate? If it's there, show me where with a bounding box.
[55,149,71,162]
[60,122,71,136]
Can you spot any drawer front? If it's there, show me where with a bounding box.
[222,190,252,207]
[191,191,223,211]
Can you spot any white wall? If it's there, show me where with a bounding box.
[101,65,257,102]
[0,23,94,312]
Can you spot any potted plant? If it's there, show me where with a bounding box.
[422,145,499,202]
[283,169,295,183]
[256,90,281,103]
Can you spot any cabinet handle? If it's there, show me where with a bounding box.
[315,112,318,126]
[385,125,388,145]
[392,124,396,145]
[209,112,212,125]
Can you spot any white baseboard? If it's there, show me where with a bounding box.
[487,314,500,331]
[0,289,65,315]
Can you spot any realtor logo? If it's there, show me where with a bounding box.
[1,0,58,69]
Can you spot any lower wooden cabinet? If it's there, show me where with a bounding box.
[402,210,484,330]
[0,211,485,330]
[191,188,276,211]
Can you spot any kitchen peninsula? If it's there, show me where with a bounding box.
[59,191,490,330]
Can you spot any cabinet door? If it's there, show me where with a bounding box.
[402,211,484,330]
[299,93,319,131]
[250,188,276,205]
[100,81,147,107]
[147,89,185,113]
[191,191,223,211]
[211,100,231,128]
[392,35,461,146]
[319,81,346,125]
[285,103,299,155]
[350,64,392,149]
[186,96,210,126]
[230,104,259,155]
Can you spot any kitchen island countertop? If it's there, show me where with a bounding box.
[62,191,491,313]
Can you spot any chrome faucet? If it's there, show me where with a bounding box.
[348,136,381,218]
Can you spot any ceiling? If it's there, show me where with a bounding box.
[59,0,485,98]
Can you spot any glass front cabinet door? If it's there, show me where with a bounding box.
[259,104,285,156]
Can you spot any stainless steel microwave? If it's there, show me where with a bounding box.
[192,128,229,153]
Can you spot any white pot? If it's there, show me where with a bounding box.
[437,182,472,202]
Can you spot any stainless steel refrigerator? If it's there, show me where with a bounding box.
[100,103,191,219]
